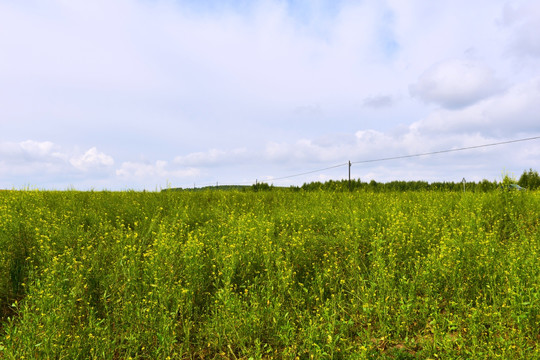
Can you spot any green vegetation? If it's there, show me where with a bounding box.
[518,169,540,190]
[0,186,539,359]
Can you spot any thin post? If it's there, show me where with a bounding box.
[348,160,351,190]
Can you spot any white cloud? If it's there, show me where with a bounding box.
[363,95,395,108]
[264,130,400,165]
[69,147,114,171]
[173,148,248,166]
[0,140,66,163]
[412,77,540,136]
[116,161,199,180]
[19,140,56,157]
[264,138,348,164]
[498,2,540,59]
[0,141,115,188]
[410,59,503,109]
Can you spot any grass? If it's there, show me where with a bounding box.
[0,189,538,359]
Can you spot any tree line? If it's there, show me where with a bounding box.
[252,168,540,192]
[165,169,539,192]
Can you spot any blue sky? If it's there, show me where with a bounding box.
[1,0,540,190]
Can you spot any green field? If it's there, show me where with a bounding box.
[0,189,539,359]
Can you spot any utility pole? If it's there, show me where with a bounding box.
[348,160,352,190]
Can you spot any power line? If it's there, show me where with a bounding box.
[194,163,349,187]
[350,135,540,165]
[179,135,540,187]
[270,162,349,181]
[268,135,540,182]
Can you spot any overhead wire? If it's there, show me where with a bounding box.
[269,135,540,182]
[269,162,349,181]
[350,135,540,165]
[178,135,540,188]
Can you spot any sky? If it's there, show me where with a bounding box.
[1,0,540,190]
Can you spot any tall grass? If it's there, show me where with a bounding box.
[0,189,538,359]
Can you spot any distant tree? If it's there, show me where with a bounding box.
[252,182,272,191]
[301,181,323,191]
[518,168,540,190]
[350,178,363,191]
[477,179,497,192]
[368,180,380,192]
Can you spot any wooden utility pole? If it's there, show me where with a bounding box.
[348,160,352,190]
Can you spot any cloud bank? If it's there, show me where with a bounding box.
[0,0,539,189]
[410,59,503,109]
